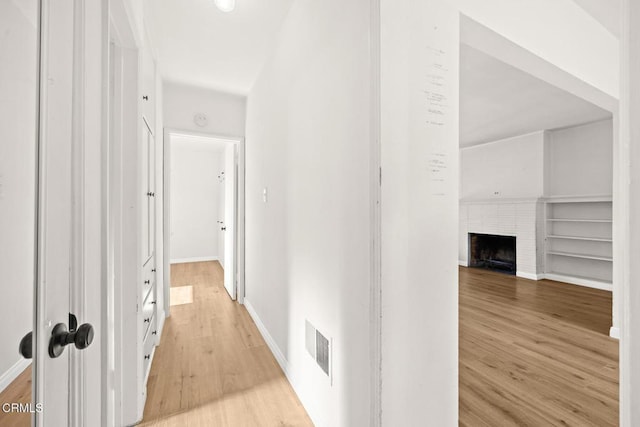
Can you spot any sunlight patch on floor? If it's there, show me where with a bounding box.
[170,285,193,306]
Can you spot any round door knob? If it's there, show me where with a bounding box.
[49,322,94,358]
[19,332,33,359]
[74,324,94,350]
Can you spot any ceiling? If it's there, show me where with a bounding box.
[460,44,612,147]
[145,0,294,95]
[572,0,620,38]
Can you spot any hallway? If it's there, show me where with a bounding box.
[141,262,312,426]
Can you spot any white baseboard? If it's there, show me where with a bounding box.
[0,359,31,393]
[458,260,468,267]
[170,256,218,264]
[609,326,620,340]
[516,271,544,280]
[244,299,289,376]
[542,273,613,292]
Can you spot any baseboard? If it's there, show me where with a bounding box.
[542,273,613,292]
[458,260,468,267]
[170,256,218,264]
[244,299,289,376]
[516,271,543,280]
[609,326,620,340]
[243,299,321,427]
[0,359,31,393]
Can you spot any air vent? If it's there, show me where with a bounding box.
[305,320,332,382]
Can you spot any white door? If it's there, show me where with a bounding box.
[223,144,237,299]
[33,1,100,425]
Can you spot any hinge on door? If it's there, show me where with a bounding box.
[379,167,382,186]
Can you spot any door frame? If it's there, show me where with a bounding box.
[163,128,246,312]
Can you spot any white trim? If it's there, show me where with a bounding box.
[542,273,613,292]
[516,271,544,280]
[243,299,289,375]
[610,326,620,340]
[458,260,468,267]
[170,256,219,264]
[0,360,31,393]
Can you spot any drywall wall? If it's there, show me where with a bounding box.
[0,0,36,389]
[546,119,613,197]
[163,81,246,137]
[461,132,545,200]
[170,138,224,262]
[244,0,372,425]
[381,0,459,424]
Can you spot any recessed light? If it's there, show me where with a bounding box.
[214,0,235,12]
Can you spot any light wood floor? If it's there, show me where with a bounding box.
[141,261,313,426]
[0,264,620,426]
[460,267,619,426]
[0,365,31,427]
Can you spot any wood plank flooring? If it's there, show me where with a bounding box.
[460,267,619,427]
[141,261,312,427]
[0,264,620,426]
[0,365,31,427]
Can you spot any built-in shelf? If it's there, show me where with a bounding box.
[547,235,612,242]
[544,197,613,290]
[547,219,612,223]
[546,251,612,262]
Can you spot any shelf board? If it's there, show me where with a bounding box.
[546,251,612,262]
[547,235,612,242]
[547,219,612,223]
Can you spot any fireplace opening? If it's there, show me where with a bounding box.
[469,233,516,275]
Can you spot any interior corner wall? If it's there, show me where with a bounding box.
[243,0,372,425]
[0,0,36,386]
[163,81,246,137]
[460,132,545,200]
[545,119,613,197]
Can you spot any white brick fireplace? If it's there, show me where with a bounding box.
[459,198,544,279]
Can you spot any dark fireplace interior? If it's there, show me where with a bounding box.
[469,233,516,275]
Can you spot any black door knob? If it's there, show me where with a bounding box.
[19,332,33,359]
[49,322,94,358]
[221,227,226,231]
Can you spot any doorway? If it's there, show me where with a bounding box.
[164,130,244,307]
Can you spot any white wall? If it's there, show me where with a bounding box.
[546,119,613,197]
[0,0,37,387]
[461,132,545,200]
[244,0,372,425]
[381,0,459,424]
[163,81,246,137]
[170,139,224,262]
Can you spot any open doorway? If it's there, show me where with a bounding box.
[164,130,243,306]
[457,16,619,426]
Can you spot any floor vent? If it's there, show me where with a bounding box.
[305,320,332,382]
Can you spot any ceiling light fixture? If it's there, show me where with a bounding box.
[214,0,236,12]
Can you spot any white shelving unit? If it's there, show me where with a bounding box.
[544,196,613,291]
